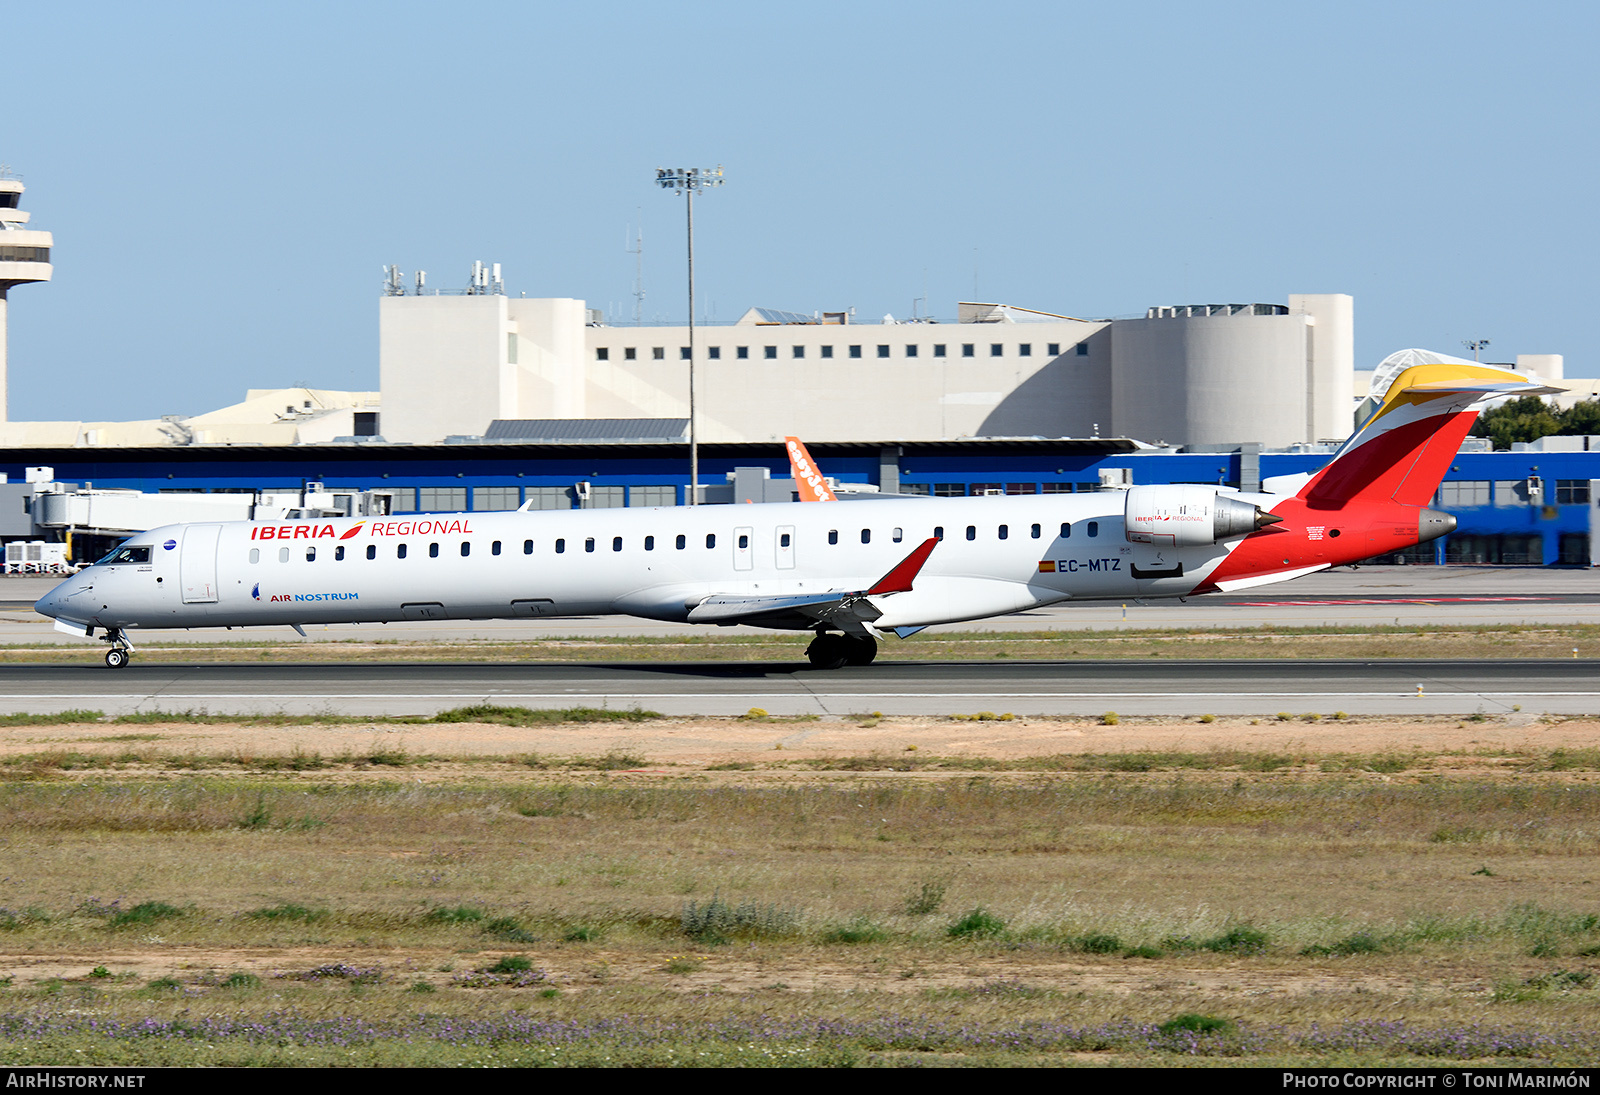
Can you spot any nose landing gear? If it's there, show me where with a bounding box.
[100,629,133,669]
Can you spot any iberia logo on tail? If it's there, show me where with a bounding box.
[785,437,837,502]
[1191,360,1560,594]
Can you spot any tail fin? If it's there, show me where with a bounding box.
[785,436,838,502]
[1298,362,1560,510]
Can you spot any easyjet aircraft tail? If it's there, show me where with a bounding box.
[784,436,837,501]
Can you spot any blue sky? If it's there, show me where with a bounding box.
[4,1,1596,422]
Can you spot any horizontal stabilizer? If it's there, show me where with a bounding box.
[1401,379,1563,397]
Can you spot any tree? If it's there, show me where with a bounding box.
[1471,395,1572,450]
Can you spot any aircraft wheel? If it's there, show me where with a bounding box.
[805,634,849,671]
[104,648,130,669]
[843,635,878,666]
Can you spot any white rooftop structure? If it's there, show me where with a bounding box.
[0,171,53,422]
[379,281,1356,449]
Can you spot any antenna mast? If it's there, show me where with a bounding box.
[628,218,644,326]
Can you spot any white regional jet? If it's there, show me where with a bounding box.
[35,362,1550,669]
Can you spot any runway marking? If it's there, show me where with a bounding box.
[1245,596,1548,606]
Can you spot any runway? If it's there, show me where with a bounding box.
[4,566,1599,717]
[3,658,1596,718]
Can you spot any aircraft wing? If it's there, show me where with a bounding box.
[686,536,938,630]
[688,590,880,627]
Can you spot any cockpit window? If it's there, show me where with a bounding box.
[98,545,152,566]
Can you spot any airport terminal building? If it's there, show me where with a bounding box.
[378,293,1357,449]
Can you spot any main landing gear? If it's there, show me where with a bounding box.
[805,630,877,670]
[101,629,133,669]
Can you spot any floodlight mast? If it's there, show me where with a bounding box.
[655,165,724,505]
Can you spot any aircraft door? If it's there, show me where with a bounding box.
[775,525,795,569]
[180,524,222,603]
[733,526,753,571]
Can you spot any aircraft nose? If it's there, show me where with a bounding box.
[34,589,61,619]
[34,581,79,620]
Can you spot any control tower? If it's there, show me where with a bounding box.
[0,171,53,421]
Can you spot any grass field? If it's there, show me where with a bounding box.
[0,709,1597,1066]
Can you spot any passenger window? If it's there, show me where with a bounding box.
[613,536,623,552]
[279,547,290,562]
[367,544,377,560]
[676,534,686,550]
[892,527,903,542]
[555,539,565,554]
[998,525,1008,540]
[305,546,316,561]
[645,536,655,551]
[461,542,471,557]
[492,540,501,556]
[934,526,943,540]
[1087,521,1099,537]
[1061,522,1071,538]
[706,533,716,549]
[523,539,533,554]
[966,525,976,541]
[1031,523,1041,539]
[397,544,407,559]
[335,545,345,561]
[585,538,595,553]
[780,533,790,547]
[861,529,871,544]
[249,548,259,564]
[828,530,838,545]
[738,534,749,549]
[429,542,439,558]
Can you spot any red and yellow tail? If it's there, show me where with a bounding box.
[1298,363,1558,510]
[1192,362,1558,593]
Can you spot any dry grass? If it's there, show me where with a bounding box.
[0,728,1598,1065]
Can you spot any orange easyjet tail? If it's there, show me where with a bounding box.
[785,436,837,501]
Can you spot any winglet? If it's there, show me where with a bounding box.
[868,537,939,595]
[785,436,837,502]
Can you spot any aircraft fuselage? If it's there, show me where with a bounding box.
[37,492,1254,635]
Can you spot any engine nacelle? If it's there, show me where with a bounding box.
[1124,484,1281,547]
